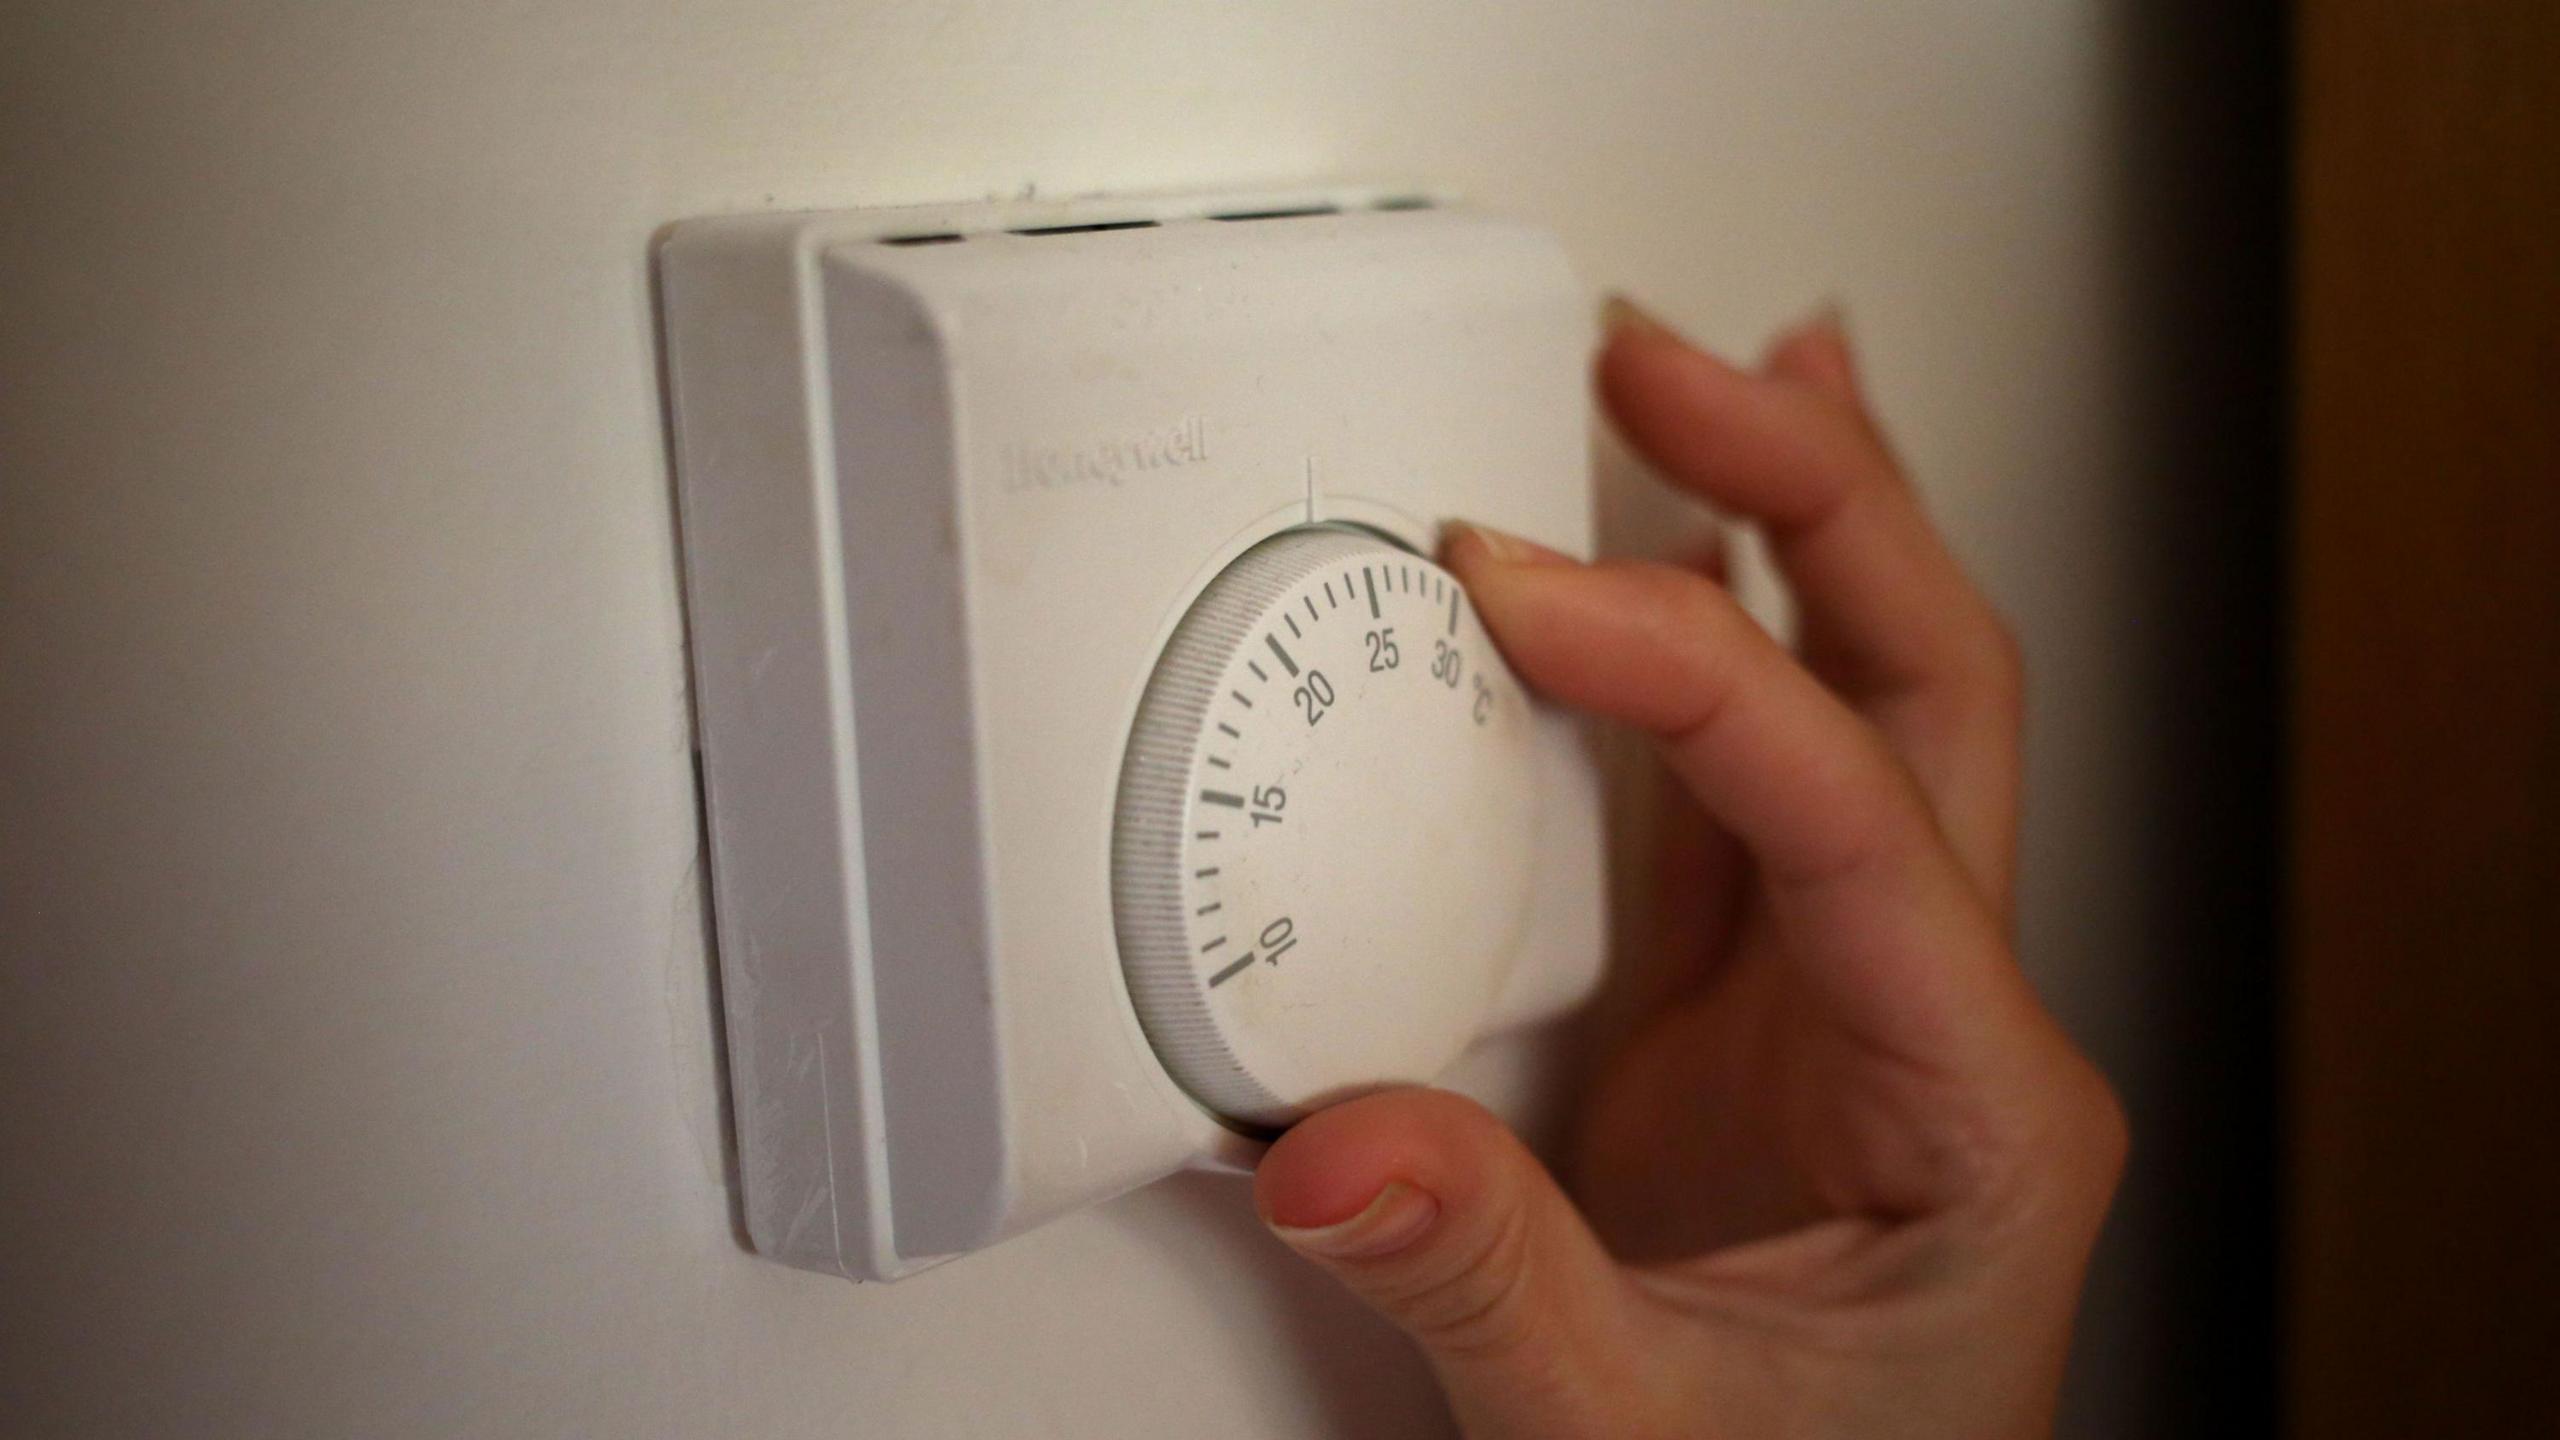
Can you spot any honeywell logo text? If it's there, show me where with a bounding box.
[999,417,1209,493]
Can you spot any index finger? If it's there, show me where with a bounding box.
[1445,526,2034,1066]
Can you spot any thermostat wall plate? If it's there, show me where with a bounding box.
[659,185,1606,1281]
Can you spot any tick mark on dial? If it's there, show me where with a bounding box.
[1208,953,1256,988]
[1200,789,1245,808]
[1324,580,1339,609]
[1217,722,1241,739]
[1246,660,1268,682]
[1206,755,1231,770]
[1230,689,1254,708]
[1448,586,1460,636]
[1195,830,1219,840]
[1364,568,1381,618]
[1286,611,1303,639]
[1196,901,1222,916]
[1202,935,1226,952]
[1303,596,1319,624]
[1194,866,1219,878]
[1265,633,1300,677]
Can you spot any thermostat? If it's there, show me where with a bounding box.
[658,186,1606,1281]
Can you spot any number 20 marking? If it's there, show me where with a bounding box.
[1296,669,1335,726]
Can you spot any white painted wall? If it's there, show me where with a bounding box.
[2,4,2263,1434]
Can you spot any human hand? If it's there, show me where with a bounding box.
[1253,299,2127,1439]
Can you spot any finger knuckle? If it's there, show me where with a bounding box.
[1384,1203,1542,1363]
[2080,1066,2133,1183]
[1616,557,1724,624]
[2026,1053,2131,1202]
[1602,560,1764,738]
[1968,1051,2132,1238]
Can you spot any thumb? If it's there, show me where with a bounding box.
[1255,1089,1657,1438]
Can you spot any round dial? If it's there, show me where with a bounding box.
[1111,525,1539,1130]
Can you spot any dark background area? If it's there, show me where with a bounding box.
[2291,1,2560,1431]
[2065,2,2290,1433]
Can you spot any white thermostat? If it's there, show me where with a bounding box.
[659,185,1606,1281]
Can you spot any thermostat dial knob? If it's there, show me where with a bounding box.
[1111,526,1540,1129]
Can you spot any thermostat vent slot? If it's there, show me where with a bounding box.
[1009,219,1159,237]
[1210,205,1340,222]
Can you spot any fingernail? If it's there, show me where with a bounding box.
[1269,1181,1440,1260]
[1442,520,1548,567]
[1601,292,1676,342]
